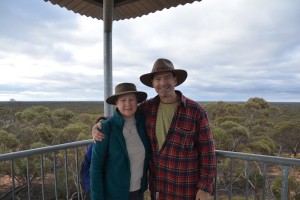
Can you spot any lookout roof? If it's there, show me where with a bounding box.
[44,0,202,21]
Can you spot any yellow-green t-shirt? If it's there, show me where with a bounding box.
[156,102,178,150]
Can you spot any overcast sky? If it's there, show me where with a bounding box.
[0,0,299,102]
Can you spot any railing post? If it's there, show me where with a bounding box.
[53,152,58,199]
[65,149,69,199]
[214,153,218,200]
[229,159,233,200]
[26,157,31,200]
[245,161,249,200]
[281,165,289,200]
[40,154,45,200]
[262,163,267,199]
[75,147,80,200]
[11,160,15,200]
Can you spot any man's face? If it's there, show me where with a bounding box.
[152,72,177,98]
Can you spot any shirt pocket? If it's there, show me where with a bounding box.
[170,127,195,152]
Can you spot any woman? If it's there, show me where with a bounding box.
[90,82,150,200]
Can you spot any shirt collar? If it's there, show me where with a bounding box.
[153,90,187,108]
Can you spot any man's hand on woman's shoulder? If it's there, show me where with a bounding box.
[92,117,107,143]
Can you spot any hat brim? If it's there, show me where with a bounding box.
[106,91,147,105]
[140,69,187,88]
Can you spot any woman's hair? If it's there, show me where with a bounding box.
[95,116,108,124]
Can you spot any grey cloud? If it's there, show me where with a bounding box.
[0,0,299,102]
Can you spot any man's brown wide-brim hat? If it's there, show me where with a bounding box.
[140,58,188,88]
[106,82,147,105]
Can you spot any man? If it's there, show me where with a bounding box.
[93,58,216,200]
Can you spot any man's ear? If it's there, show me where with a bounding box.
[151,79,155,87]
[174,76,178,85]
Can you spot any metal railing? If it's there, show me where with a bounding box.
[1,140,300,200]
[215,150,300,200]
[0,140,93,200]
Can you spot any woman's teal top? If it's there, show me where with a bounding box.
[90,109,150,200]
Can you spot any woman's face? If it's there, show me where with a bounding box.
[115,93,138,118]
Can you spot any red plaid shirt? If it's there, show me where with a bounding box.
[139,91,216,200]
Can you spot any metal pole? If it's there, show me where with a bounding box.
[40,154,45,200]
[281,165,289,200]
[229,159,233,200]
[103,0,114,117]
[26,158,31,200]
[245,161,249,200]
[64,150,69,199]
[11,160,15,200]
